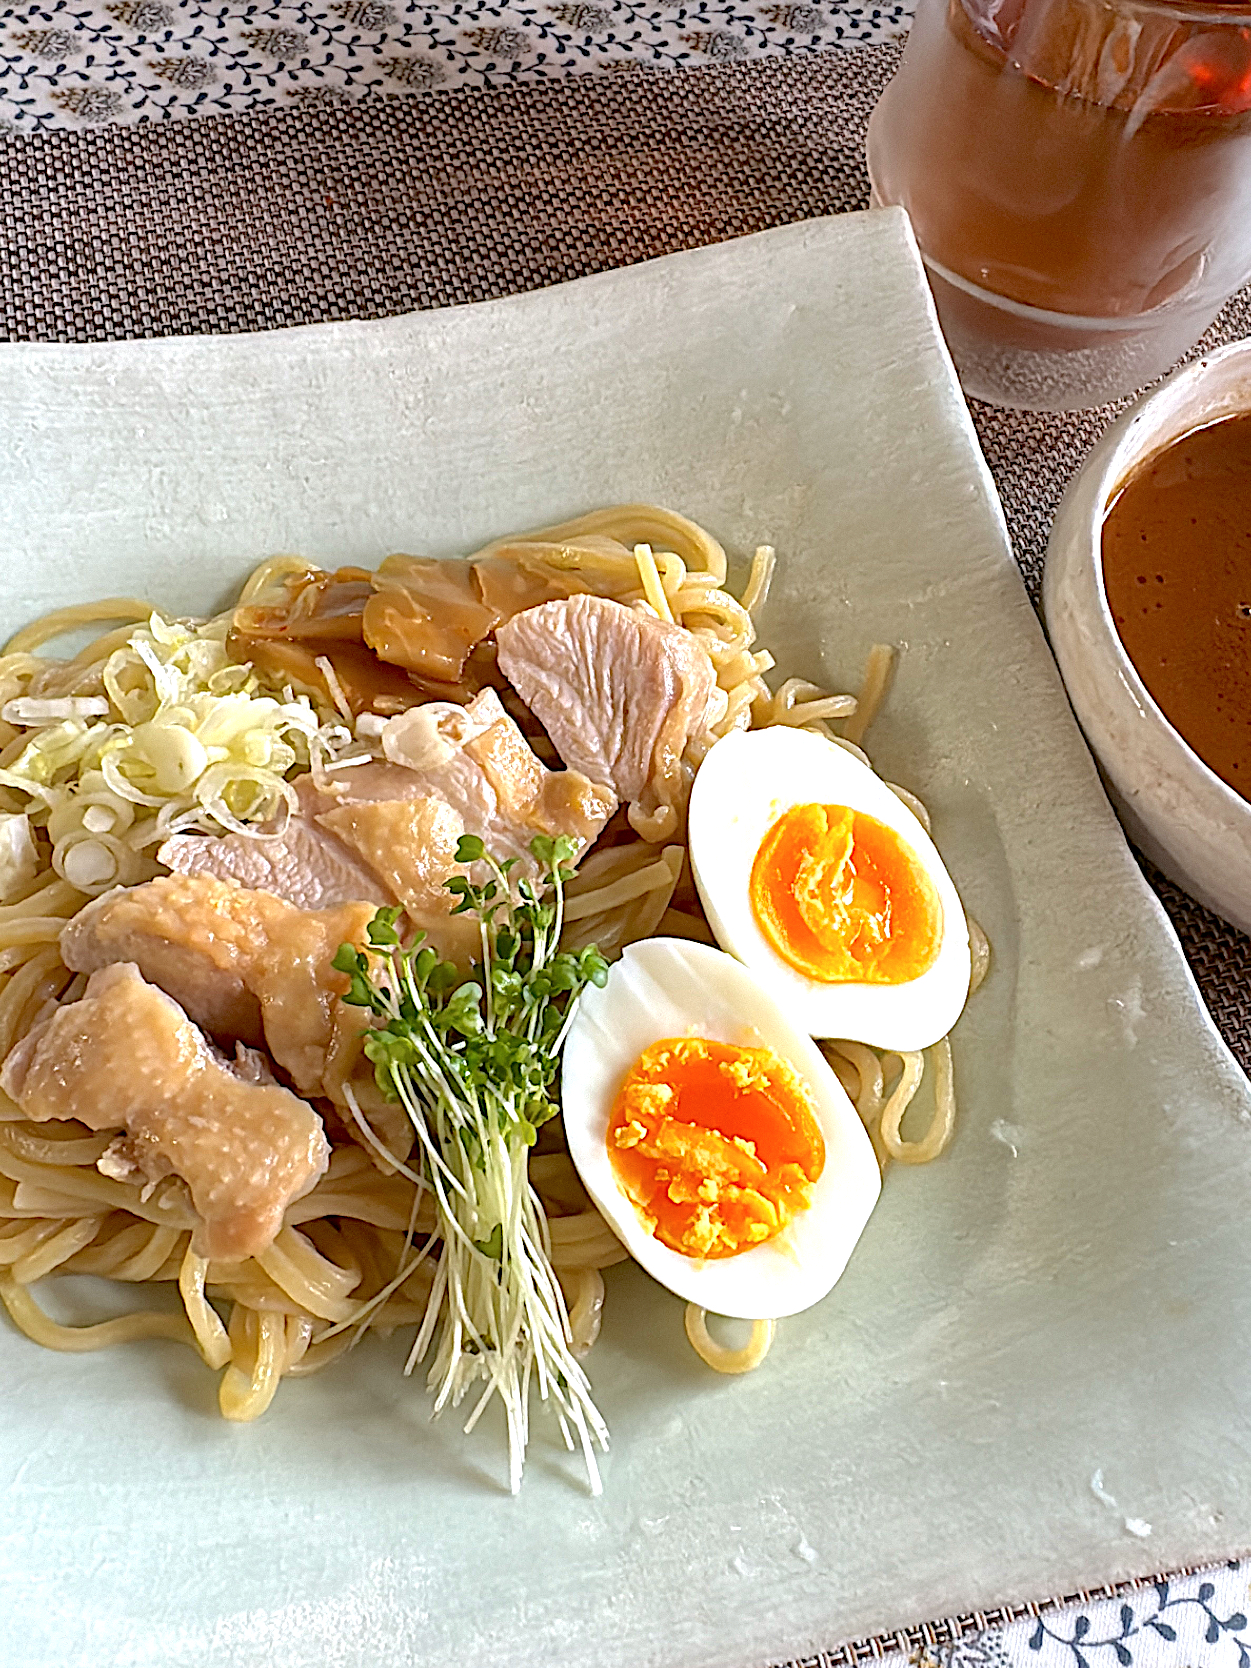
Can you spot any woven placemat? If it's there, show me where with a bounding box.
[0,48,898,339]
[2,55,1249,1661]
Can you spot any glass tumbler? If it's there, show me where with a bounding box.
[866,0,1251,409]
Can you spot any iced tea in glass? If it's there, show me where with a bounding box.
[866,0,1251,409]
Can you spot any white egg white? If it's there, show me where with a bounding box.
[687,727,971,1050]
[561,937,881,1320]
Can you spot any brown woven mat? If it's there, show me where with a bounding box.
[3,39,1251,1661]
[0,48,898,339]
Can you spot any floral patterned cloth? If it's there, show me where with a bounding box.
[0,0,911,128]
[821,1563,1251,1668]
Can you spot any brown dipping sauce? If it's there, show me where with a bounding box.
[1101,411,1251,799]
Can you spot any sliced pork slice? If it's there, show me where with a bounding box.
[0,963,329,1262]
[61,874,376,1098]
[495,595,720,835]
[158,689,616,938]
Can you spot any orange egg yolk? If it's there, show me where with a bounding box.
[606,1036,826,1261]
[749,803,942,986]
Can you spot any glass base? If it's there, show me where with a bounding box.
[868,186,1224,412]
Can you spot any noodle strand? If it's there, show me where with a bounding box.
[683,1307,776,1374]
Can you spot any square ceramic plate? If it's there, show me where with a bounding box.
[2,210,1249,1668]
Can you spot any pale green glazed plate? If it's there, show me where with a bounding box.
[2,210,1249,1668]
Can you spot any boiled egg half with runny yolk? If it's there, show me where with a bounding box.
[687,727,970,1050]
[561,937,881,1320]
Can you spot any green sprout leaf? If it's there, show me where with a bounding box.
[473,1222,505,1260]
[332,943,365,975]
[366,905,405,948]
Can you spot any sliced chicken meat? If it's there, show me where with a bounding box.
[61,873,376,1098]
[375,687,616,862]
[158,688,616,950]
[0,962,329,1263]
[159,795,391,914]
[316,795,467,925]
[495,594,720,836]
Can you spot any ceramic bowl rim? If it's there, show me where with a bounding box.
[1078,337,1251,821]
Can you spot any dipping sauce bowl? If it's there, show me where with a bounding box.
[1044,339,1251,933]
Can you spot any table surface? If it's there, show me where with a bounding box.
[1,24,1250,1668]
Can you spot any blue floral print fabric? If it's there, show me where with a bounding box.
[0,0,911,127]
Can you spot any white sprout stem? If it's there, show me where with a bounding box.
[391,1050,609,1495]
[481,914,495,1034]
[551,989,585,1061]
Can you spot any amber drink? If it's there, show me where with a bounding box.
[867,0,1251,409]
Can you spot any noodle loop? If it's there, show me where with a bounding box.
[683,1307,776,1375]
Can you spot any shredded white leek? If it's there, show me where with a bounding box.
[0,812,39,903]
[0,615,353,895]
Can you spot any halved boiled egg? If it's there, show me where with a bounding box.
[688,727,970,1050]
[561,937,881,1320]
